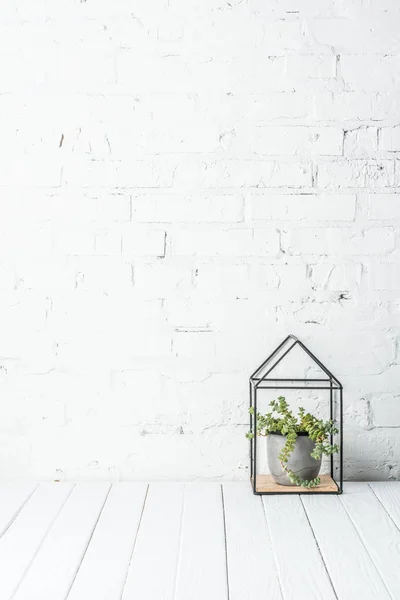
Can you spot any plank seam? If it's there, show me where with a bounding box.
[0,484,39,541]
[260,497,285,600]
[220,485,231,600]
[10,483,76,600]
[299,496,339,600]
[368,484,400,534]
[170,483,186,600]
[64,483,113,600]
[338,493,394,600]
[119,483,149,600]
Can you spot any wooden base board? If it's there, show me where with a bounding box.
[252,474,339,494]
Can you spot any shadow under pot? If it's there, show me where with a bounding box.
[267,432,322,486]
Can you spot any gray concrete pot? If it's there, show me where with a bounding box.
[267,432,322,486]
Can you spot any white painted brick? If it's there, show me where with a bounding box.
[0,224,53,258]
[180,159,313,188]
[74,258,133,293]
[54,229,95,256]
[134,261,193,296]
[255,263,309,292]
[122,228,166,258]
[0,262,16,290]
[0,158,62,187]
[341,56,400,92]
[62,159,175,188]
[250,193,356,221]
[0,0,399,482]
[286,55,336,80]
[371,395,400,427]
[344,128,378,158]
[131,193,244,223]
[317,160,395,188]
[309,15,400,54]
[314,92,393,122]
[248,93,311,122]
[94,231,122,256]
[380,126,400,152]
[368,194,400,219]
[283,227,395,256]
[172,228,280,257]
[372,263,400,291]
[16,260,76,291]
[248,127,343,156]
[194,264,250,297]
[308,263,363,291]
[173,330,215,360]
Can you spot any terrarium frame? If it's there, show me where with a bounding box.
[249,334,343,495]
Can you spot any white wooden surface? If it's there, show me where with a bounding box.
[301,494,390,600]
[174,483,229,600]
[223,483,282,600]
[340,482,400,599]
[70,483,148,600]
[122,483,184,600]
[262,494,337,600]
[0,482,398,600]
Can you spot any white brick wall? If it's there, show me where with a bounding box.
[0,0,399,482]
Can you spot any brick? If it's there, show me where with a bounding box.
[371,394,400,427]
[255,263,309,292]
[74,258,133,293]
[249,193,356,221]
[131,193,244,223]
[368,194,400,219]
[16,260,76,291]
[62,159,175,188]
[314,92,393,122]
[341,56,400,92]
[286,55,336,80]
[344,128,378,158]
[172,228,280,257]
[308,263,363,291]
[122,228,166,258]
[0,262,16,290]
[194,264,250,296]
[317,160,395,188]
[248,93,311,122]
[248,126,343,156]
[380,126,400,152]
[182,160,313,188]
[134,261,193,296]
[372,263,400,290]
[173,330,215,360]
[283,227,395,256]
[1,0,400,482]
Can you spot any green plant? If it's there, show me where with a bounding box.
[246,396,339,489]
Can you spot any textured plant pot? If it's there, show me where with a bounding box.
[267,432,322,486]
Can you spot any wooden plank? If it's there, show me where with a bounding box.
[254,474,338,494]
[122,483,184,600]
[369,482,400,530]
[262,494,336,600]
[13,483,110,600]
[223,483,282,600]
[0,483,37,538]
[302,494,390,600]
[0,482,74,600]
[68,483,148,600]
[174,483,229,600]
[340,482,400,598]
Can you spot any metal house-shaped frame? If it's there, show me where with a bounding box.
[249,334,343,495]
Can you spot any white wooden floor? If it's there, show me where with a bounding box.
[0,482,399,600]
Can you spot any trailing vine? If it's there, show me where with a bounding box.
[246,396,339,489]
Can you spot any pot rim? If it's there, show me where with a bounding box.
[268,431,310,437]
